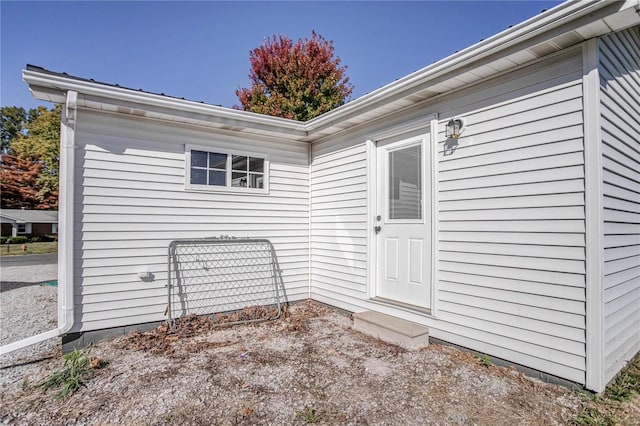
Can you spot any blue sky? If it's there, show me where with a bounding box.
[1,1,562,110]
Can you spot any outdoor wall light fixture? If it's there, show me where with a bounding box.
[445,118,465,139]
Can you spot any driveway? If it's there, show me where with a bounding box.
[0,254,58,291]
[1,252,59,386]
[0,253,57,267]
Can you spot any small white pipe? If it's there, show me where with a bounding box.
[0,330,60,355]
[307,141,312,300]
[0,91,77,357]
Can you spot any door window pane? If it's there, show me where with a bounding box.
[389,145,422,219]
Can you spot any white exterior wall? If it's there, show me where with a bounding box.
[311,47,588,383]
[598,27,640,384]
[63,29,639,386]
[310,142,369,304]
[73,110,309,332]
[435,48,587,384]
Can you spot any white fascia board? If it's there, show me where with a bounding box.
[0,214,18,223]
[22,70,308,138]
[304,0,626,132]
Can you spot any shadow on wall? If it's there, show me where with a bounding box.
[443,137,459,157]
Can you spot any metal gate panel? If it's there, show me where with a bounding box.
[167,237,282,324]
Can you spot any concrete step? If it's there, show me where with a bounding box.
[352,311,429,350]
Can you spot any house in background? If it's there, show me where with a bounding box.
[0,209,58,238]
[5,0,639,392]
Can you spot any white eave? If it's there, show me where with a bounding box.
[23,70,309,141]
[304,0,640,140]
[23,0,640,143]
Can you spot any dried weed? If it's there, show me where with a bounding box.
[119,305,280,357]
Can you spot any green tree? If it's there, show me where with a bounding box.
[11,105,61,168]
[236,31,353,121]
[5,105,61,207]
[1,106,27,152]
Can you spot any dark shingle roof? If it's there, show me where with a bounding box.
[26,64,216,106]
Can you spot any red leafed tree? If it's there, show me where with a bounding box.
[235,31,354,121]
[0,154,57,209]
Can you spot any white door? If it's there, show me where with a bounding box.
[375,135,431,309]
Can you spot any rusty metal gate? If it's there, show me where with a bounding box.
[167,237,283,324]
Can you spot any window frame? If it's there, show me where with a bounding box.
[185,144,269,194]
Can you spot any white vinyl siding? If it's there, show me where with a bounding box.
[598,27,640,384]
[63,30,640,388]
[73,110,309,331]
[310,143,369,302]
[311,47,588,383]
[435,48,586,384]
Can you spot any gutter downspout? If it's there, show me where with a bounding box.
[307,142,312,300]
[0,91,77,356]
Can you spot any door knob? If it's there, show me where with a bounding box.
[374,225,382,234]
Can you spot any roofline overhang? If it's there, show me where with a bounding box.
[0,216,57,223]
[22,0,639,142]
[23,69,308,140]
[304,0,639,132]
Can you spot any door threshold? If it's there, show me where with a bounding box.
[369,297,432,316]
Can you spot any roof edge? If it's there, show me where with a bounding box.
[304,0,623,130]
[23,67,308,136]
[22,0,637,140]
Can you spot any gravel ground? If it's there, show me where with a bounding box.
[0,261,60,386]
[1,260,637,424]
[0,301,589,425]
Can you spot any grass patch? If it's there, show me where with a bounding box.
[604,353,640,403]
[573,352,640,425]
[573,403,619,426]
[0,241,57,256]
[295,406,320,423]
[38,349,98,399]
[478,354,493,367]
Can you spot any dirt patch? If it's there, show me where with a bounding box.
[117,305,281,357]
[0,300,603,424]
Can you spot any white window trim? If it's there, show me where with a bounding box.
[185,144,270,194]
